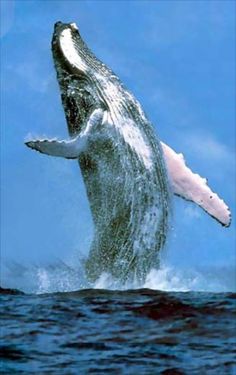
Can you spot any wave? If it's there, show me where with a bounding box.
[0,287,24,295]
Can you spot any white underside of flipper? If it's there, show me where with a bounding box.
[25,109,104,159]
[25,135,86,159]
[161,142,231,227]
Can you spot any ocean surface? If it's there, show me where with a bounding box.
[1,286,236,374]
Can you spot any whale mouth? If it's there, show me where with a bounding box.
[53,21,78,37]
[52,22,96,136]
[53,21,79,38]
[52,21,88,76]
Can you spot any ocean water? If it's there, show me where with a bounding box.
[1,283,236,374]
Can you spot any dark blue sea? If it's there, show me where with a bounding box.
[1,287,236,374]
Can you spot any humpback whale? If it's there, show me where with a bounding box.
[25,22,231,283]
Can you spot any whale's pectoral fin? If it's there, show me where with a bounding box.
[25,136,85,159]
[161,142,231,227]
[25,108,105,159]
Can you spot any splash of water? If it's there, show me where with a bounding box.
[93,266,234,293]
[2,258,235,294]
[36,263,88,294]
[25,265,236,293]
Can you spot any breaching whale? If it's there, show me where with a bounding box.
[25,22,231,283]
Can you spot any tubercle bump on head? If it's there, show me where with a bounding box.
[70,22,78,31]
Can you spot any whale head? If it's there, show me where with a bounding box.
[52,21,108,136]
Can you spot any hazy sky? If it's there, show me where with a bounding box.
[1,0,235,290]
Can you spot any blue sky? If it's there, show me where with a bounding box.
[1,0,235,291]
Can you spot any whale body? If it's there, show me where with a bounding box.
[26,22,231,283]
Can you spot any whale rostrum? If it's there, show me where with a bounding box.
[25,22,231,283]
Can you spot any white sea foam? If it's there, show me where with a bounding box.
[93,265,234,293]
[2,259,234,294]
[143,267,220,292]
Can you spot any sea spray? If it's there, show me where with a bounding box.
[36,265,200,293]
[3,260,234,294]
